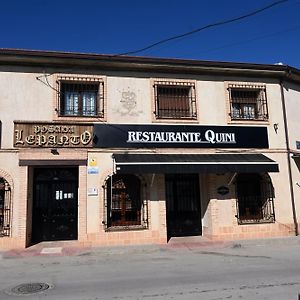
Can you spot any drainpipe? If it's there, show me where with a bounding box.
[280,78,298,236]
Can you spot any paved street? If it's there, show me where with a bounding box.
[1,237,300,300]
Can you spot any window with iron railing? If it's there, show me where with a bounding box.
[228,84,268,121]
[106,174,145,228]
[235,173,275,225]
[0,178,11,237]
[57,79,104,117]
[154,81,197,119]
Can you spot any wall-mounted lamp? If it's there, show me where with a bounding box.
[273,123,279,134]
[51,148,59,155]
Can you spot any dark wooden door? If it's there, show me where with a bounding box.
[32,167,78,243]
[166,174,201,238]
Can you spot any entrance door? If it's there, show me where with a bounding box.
[32,167,78,243]
[166,174,201,238]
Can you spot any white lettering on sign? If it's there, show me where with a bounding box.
[127,130,236,144]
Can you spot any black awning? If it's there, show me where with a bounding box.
[113,154,279,174]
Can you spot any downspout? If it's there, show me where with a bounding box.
[280,78,298,236]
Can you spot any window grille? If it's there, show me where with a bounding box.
[154,81,197,119]
[105,174,148,229]
[0,178,12,237]
[228,84,268,121]
[57,78,104,117]
[235,173,275,224]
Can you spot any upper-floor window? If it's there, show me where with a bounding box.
[154,81,197,119]
[57,77,104,118]
[228,84,268,121]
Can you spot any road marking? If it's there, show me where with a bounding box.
[40,247,62,254]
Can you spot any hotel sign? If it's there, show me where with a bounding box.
[14,122,93,148]
[94,124,269,148]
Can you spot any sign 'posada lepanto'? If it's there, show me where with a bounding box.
[14,122,93,148]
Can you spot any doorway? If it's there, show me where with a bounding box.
[32,167,78,243]
[165,174,201,238]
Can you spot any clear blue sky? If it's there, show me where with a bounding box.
[1,0,300,68]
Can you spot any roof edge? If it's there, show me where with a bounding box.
[0,48,298,81]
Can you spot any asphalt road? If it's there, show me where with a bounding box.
[1,239,300,300]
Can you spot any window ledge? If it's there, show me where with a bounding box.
[152,118,199,124]
[228,120,270,125]
[54,115,106,122]
[238,219,275,225]
[105,224,148,232]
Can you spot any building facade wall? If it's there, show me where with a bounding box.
[281,81,300,234]
[0,61,298,249]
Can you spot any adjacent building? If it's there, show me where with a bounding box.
[0,49,300,249]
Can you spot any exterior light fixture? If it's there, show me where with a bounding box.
[51,148,59,155]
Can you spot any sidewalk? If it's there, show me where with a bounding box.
[1,235,300,259]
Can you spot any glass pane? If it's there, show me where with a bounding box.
[65,92,79,115]
[242,104,255,119]
[82,92,96,116]
[232,104,241,119]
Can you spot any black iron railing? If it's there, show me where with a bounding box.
[0,180,11,237]
[58,81,104,117]
[229,85,268,121]
[154,82,197,119]
[236,195,275,224]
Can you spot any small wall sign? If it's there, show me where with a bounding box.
[88,188,98,196]
[89,157,97,167]
[217,186,230,196]
[87,167,99,174]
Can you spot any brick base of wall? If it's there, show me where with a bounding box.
[83,229,167,247]
[205,222,296,240]
[0,230,167,250]
[1,223,296,250]
[0,237,26,249]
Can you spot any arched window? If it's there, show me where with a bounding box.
[106,174,142,227]
[0,177,12,236]
[235,173,275,224]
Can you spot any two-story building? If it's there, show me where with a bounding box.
[0,49,299,249]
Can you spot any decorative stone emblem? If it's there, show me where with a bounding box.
[121,90,137,111]
[115,88,143,116]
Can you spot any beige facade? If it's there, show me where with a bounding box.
[0,49,299,249]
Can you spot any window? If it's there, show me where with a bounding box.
[154,81,197,119]
[106,174,145,228]
[228,84,268,121]
[235,173,275,224]
[0,178,11,237]
[57,78,104,117]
